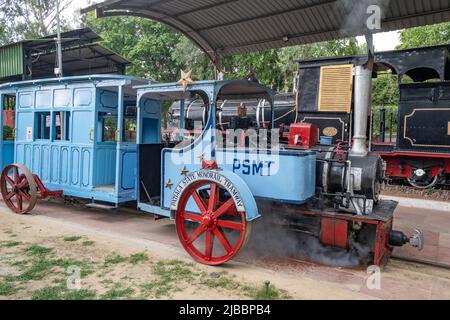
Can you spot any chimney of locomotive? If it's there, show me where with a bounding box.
[350,34,374,157]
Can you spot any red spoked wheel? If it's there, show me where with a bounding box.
[1,164,37,214]
[175,180,251,265]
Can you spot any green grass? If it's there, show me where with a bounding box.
[0,281,18,296]
[129,252,148,265]
[82,241,95,246]
[201,276,240,290]
[101,286,134,300]
[243,284,290,300]
[31,286,96,300]
[63,236,82,242]
[9,255,94,282]
[25,245,52,256]
[104,254,128,266]
[139,260,196,298]
[0,240,22,248]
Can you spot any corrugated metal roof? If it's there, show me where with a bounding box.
[82,0,450,64]
[0,28,131,83]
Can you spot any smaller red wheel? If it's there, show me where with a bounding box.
[175,180,251,265]
[1,164,37,214]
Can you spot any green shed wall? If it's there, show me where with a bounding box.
[0,43,24,79]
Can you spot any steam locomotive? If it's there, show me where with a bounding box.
[169,44,450,189]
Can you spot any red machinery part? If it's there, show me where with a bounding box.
[320,218,349,249]
[0,163,63,214]
[319,214,393,267]
[288,123,319,148]
[32,174,64,199]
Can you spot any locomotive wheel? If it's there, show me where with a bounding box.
[175,180,251,265]
[407,170,439,189]
[0,164,37,214]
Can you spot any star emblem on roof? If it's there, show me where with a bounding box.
[177,70,194,91]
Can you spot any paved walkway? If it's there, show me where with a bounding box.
[394,206,450,266]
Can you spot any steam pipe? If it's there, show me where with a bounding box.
[349,65,372,157]
[350,34,374,157]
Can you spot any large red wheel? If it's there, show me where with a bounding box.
[175,180,251,265]
[1,164,37,214]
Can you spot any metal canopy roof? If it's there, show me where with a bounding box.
[31,43,131,78]
[0,28,131,83]
[82,0,450,65]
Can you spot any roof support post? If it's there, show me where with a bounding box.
[214,53,223,80]
[115,85,124,194]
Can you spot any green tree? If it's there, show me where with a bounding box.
[372,74,399,106]
[0,0,73,42]
[172,37,215,80]
[398,22,450,49]
[84,14,182,82]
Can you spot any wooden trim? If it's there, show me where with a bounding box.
[318,64,353,114]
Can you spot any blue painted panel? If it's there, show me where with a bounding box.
[36,91,52,109]
[16,113,33,141]
[99,90,118,110]
[72,111,92,144]
[60,147,69,184]
[121,151,136,190]
[71,148,80,186]
[74,88,92,107]
[24,145,32,168]
[50,146,59,183]
[18,92,33,108]
[141,118,160,144]
[1,141,14,168]
[54,89,71,108]
[41,145,50,182]
[32,145,40,174]
[94,145,116,186]
[217,150,316,204]
[141,98,160,115]
[81,148,91,187]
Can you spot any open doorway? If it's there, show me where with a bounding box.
[1,94,16,169]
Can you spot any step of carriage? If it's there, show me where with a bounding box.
[85,202,118,211]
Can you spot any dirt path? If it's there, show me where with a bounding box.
[1,202,450,300]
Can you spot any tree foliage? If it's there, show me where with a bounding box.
[0,0,73,44]
[398,22,450,49]
[84,14,182,82]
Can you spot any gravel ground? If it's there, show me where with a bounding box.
[383,184,450,202]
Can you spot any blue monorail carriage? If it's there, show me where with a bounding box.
[0,75,152,207]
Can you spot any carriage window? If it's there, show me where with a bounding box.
[54,112,70,141]
[102,117,117,142]
[36,112,51,140]
[123,118,137,143]
[2,95,16,141]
